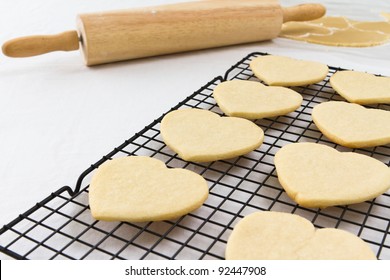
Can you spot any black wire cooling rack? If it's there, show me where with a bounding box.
[1,52,390,260]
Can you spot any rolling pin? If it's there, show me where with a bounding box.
[2,0,325,66]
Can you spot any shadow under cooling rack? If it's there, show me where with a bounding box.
[1,52,389,260]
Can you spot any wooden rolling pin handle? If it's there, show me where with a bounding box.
[2,30,79,58]
[282,4,326,23]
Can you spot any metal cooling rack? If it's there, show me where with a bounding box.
[1,52,389,260]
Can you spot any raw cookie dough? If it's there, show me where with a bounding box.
[213,80,302,119]
[382,13,390,21]
[330,70,390,104]
[250,55,329,86]
[274,142,390,208]
[280,16,390,47]
[89,156,208,222]
[225,211,376,260]
[160,108,263,162]
[312,101,390,148]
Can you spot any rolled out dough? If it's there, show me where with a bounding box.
[280,16,390,47]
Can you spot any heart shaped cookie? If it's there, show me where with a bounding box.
[274,142,390,208]
[161,109,264,162]
[225,211,376,260]
[213,80,302,119]
[89,156,208,222]
[312,101,390,148]
[330,70,390,104]
[249,55,329,86]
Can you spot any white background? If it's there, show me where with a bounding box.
[1,0,390,260]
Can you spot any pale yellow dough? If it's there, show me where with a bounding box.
[382,13,390,21]
[250,55,329,86]
[161,109,263,162]
[330,70,390,104]
[213,80,302,119]
[274,143,390,208]
[89,156,208,222]
[280,16,390,47]
[225,211,376,260]
[312,101,390,148]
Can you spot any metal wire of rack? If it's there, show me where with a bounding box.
[1,52,389,260]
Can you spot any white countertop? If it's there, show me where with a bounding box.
[1,0,389,259]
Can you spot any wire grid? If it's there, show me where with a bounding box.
[1,52,390,260]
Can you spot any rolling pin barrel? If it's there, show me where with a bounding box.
[2,0,326,66]
[78,0,283,65]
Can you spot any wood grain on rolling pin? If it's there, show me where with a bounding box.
[78,0,282,65]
